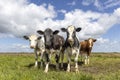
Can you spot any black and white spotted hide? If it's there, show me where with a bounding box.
[37,28,64,73]
[61,25,81,72]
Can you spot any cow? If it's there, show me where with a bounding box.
[61,25,81,72]
[37,28,64,73]
[80,38,97,65]
[23,35,45,67]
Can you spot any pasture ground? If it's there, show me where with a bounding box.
[0,52,120,80]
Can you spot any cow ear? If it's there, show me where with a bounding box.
[61,28,67,32]
[37,30,44,35]
[53,30,59,35]
[23,36,29,40]
[37,36,41,40]
[76,27,81,32]
[93,39,97,42]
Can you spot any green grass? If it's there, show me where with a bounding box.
[0,53,120,80]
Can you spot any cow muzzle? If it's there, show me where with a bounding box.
[30,46,35,49]
[68,39,74,46]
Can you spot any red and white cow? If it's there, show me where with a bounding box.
[80,38,97,65]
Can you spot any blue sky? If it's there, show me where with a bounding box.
[0,0,120,52]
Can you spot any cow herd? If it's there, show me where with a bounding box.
[24,25,96,73]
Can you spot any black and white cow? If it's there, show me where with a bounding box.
[23,35,45,67]
[37,28,64,73]
[61,25,81,72]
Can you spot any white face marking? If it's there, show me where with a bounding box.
[29,35,38,48]
[67,25,75,41]
[89,38,93,48]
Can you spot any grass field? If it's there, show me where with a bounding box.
[0,53,120,80]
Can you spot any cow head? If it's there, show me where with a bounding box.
[87,38,97,48]
[61,25,81,46]
[23,35,41,49]
[37,28,59,49]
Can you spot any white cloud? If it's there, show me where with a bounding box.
[94,0,104,11]
[82,0,104,11]
[93,38,120,52]
[96,37,109,44]
[0,0,56,37]
[12,43,29,49]
[82,0,120,11]
[0,0,120,52]
[67,1,76,6]
[58,9,67,14]
[1,0,120,39]
[0,33,15,38]
[59,9,120,40]
[0,43,32,52]
[104,0,120,9]
[82,0,94,6]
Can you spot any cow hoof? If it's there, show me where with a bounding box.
[44,70,48,73]
[67,69,70,72]
[75,69,79,73]
[34,65,37,68]
[56,68,59,71]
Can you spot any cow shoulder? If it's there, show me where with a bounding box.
[80,41,88,50]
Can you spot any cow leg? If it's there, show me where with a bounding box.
[67,56,71,72]
[87,51,91,64]
[87,56,89,64]
[87,52,90,64]
[85,54,88,65]
[40,50,45,68]
[55,52,60,70]
[80,52,83,62]
[34,50,38,67]
[66,48,71,72]
[44,52,50,73]
[60,47,65,68]
[75,49,79,72]
[60,52,64,68]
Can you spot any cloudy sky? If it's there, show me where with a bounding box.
[0,0,120,52]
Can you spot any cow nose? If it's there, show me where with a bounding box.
[68,39,73,43]
[68,39,74,45]
[30,46,34,49]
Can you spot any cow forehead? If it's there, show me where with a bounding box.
[29,35,37,40]
[88,38,93,42]
[89,39,93,42]
[45,28,53,33]
[44,29,53,35]
[67,25,75,32]
[88,38,94,45]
